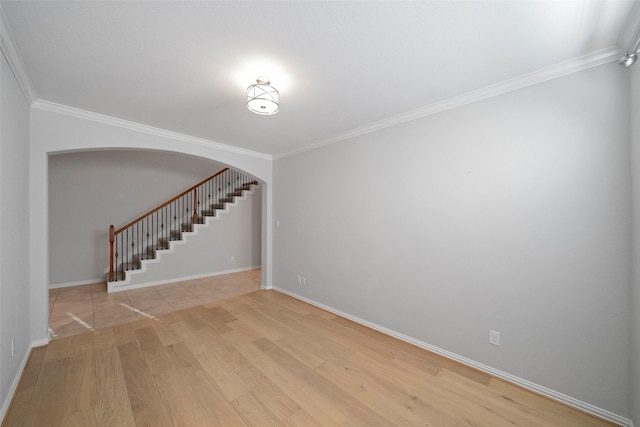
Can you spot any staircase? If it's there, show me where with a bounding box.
[107,168,259,292]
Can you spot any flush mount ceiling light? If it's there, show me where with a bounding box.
[621,26,640,67]
[621,52,638,67]
[247,76,279,115]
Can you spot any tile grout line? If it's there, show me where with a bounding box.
[154,285,180,313]
[121,287,140,321]
[48,272,261,340]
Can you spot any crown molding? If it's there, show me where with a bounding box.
[274,46,623,160]
[33,99,273,160]
[0,6,37,104]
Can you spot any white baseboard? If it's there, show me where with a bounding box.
[49,278,104,289]
[31,337,50,348]
[109,266,262,293]
[0,342,33,424]
[273,287,633,427]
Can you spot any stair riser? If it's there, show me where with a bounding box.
[109,181,259,283]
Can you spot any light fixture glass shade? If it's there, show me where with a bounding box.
[621,52,638,67]
[247,79,279,115]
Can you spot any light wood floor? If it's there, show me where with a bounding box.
[48,270,262,339]
[3,288,615,426]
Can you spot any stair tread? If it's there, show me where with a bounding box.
[118,263,141,271]
[159,237,181,244]
[109,172,258,282]
[147,244,169,251]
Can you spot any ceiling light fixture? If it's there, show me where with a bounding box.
[621,26,640,67]
[247,76,279,115]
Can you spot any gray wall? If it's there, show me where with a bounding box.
[48,150,249,286]
[0,55,31,416]
[273,62,632,417]
[631,62,640,426]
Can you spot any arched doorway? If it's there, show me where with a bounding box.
[30,106,273,344]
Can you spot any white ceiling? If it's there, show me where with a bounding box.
[1,1,638,157]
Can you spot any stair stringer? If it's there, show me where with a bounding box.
[107,187,261,292]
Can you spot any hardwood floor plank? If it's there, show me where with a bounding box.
[315,309,493,392]
[219,299,288,341]
[346,349,485,426]
[150,317,182,347]
[1,346,47,426]
[230,392,285,427]
[209,332,301,420]
[488,377,616,427]
[163,341,249,426]
[273,335,326,369]
[182,329,251,401]
[254,337,394,426]
[430,369,543,426]
[112,318,151,347]
[117,341,175,427]
[18,345,47,390]
[250,302,355,364]
[1,388,33,427]
[241,295,331,369]
[315,358,434,425]
[225,330,349,425]
[3,287,620,427]
[242,290,314,316]
[226,318,264,342]
[177,306,212,332]
[134,325,173,373]
[282,408,325,427]
[42,334,73,362]
[331,314,493,385]
[60,406,99,427]
[63,341,97,418]
[22,356,70,426]
[192,305,236,334]
[188,325,302,424]
[436,369,552,427]
[309,312,445,376]
[205,304,239,322]
[93,329,136,427]
[261,291,338,320]
[147,361,213,426]
[168,318,200,340]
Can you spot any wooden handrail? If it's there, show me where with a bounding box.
[113,167,228,235]
[106,166,261,283]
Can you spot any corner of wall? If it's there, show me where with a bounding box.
[629,61,640,427]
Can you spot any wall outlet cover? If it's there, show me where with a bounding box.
[489,330,501,346]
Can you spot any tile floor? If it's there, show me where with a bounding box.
[48,269,261,340]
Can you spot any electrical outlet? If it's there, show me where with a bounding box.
[302,277,307,286]
[489,330,500,346]
[11,339,15,357]
[297,275,302,284]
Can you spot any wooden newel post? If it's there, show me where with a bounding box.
[192,189,198,226]
[108,225,115,282]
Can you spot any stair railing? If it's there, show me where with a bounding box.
[108,167,257,282]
